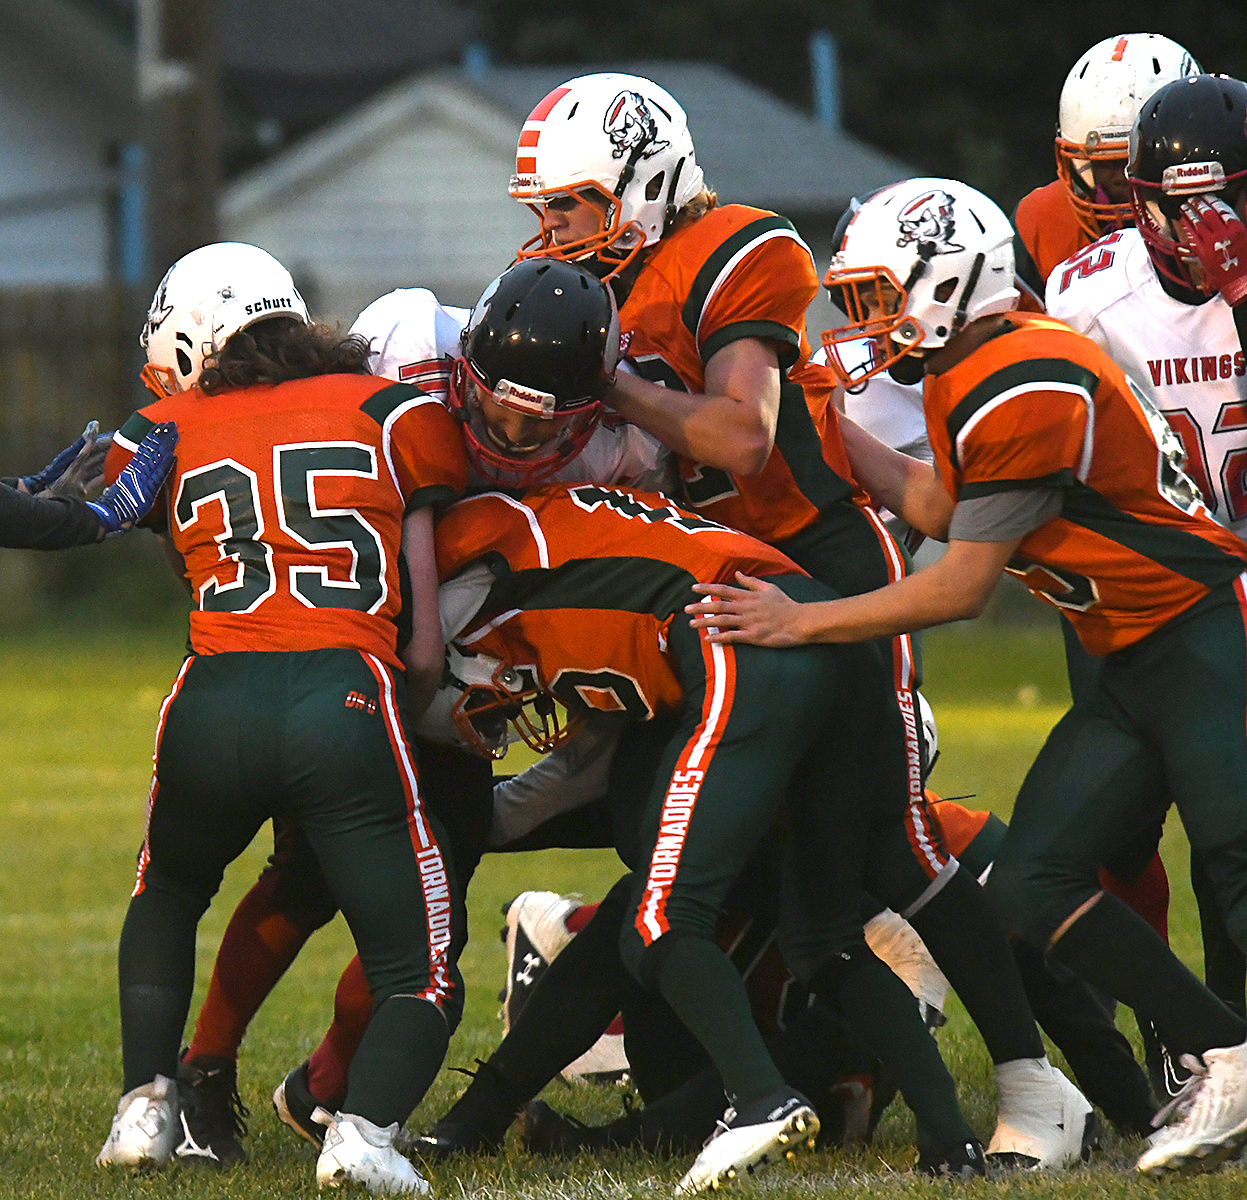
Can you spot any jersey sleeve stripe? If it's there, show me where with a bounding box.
[959,469,1076,498]
[378,392,453,501]
[948,357,1098,472]
[1063,480,1247,587]
[771,375,855,511]
[404,483,460,516]
[360,381,426,427]
[680,216,808,339]
[116,411,157,451]
[700,319,800,367]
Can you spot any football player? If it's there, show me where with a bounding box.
[508,73,1085,1168]
[94,242,467,1195]
[691,176,1247,1176]
[1013,33,1200,306]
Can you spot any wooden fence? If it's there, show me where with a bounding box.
[0,286,143,477]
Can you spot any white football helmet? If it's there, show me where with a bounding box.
[1056,33,1200,237]
[510,73,705,277]
[821,178,1018,387]
[139,242,309,396]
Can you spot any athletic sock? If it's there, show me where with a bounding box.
[306,954,372,1108]
[1050,892,1246,1054]
[909,868,1046,1062]
[342,995,448,1127]
[653,936,784,1106]
[816,948,973,1150]
[186,876,312,1061]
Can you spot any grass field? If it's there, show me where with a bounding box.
[0,613,1237,1197]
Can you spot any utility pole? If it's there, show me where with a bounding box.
[136,0,219,297]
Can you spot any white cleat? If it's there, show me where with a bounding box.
[987,1057,1097,1170]
[499,891,582,1032]
[95,1074,179,1168]
[675,1088,818,1195]
[1137,1039,1247,1175]
[315,1109,430,1195]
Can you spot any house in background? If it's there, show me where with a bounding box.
[223,60,913,328]
[0,0,134,284]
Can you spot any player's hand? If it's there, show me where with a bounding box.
[87,422,178,536]
[1178,195,1247,306]
[685,573,803,646]
[21,421,107,497]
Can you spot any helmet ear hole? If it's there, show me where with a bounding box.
[176,348,193,377]
[645,171,665,201]
[933,278,959,303]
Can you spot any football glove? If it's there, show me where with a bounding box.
[87,422,178,536]
[1178,196,1247,307]
[21,420,105,497]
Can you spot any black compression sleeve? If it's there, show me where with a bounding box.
[1234,301,1247,360]
[0,483,103,549]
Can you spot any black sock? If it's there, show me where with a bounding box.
[817,949,974,1150]
[1050,892,1246,1055]
[117,890,199,1090]
[909,869,1045,1062]
[654,936,784,1106]
[343,995,448,1127]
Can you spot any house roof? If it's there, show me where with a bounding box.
[224,59,913,225]
[460,61,913,217]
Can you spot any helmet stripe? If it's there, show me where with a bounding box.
[527,85,571,123]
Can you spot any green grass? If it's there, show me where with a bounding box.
[0,617,1237,1197]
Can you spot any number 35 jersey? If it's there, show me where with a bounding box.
[106,375,467,666]
[434,484,803,720]
[1046,228,1247,539]
[925,314,1247,655]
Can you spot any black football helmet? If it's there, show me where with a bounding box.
[1127,74,1247,290]
[451,259,620,487]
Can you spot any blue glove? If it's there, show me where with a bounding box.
[87,422,178,536]
[21,421,99,494]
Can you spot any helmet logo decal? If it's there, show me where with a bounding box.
[603,90,668,161]
[142,272,174,347]
[895,190,965,254]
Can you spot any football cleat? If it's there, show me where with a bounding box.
[500,891,630,1082]
[987,1057,1098,1170]
[409,1059,518,1160]
[499,891,582,1032]
[274,1060,328,1149]
[1137,1039,1247,1175]
[174,1053,249,1167]
[95,1074,179,1169]
[917,1136,987,1178]
[674,1087,818,1195]
[315,1109,430,1195]
[516,1099,607,1155]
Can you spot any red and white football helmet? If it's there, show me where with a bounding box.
[1056,33,1200,238]
[509,73,705,278]
[821,179,1018,387]
[140,242,308,396]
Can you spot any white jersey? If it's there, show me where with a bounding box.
[812,340,932,465]
[1046,229,1247,539]
[350,288,675,494]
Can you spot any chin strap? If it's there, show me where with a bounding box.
[661,156,687,237]
[951,252,985,334]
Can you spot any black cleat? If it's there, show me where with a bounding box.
[272,1061,327,1149]
[410,1060,523,1161]
[918,1136,988,1178]
[173,1053,249,1168]
[516,1100,606,1156]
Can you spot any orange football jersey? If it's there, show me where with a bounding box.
[435,483,804,719]
[106,376,467,666]
[622,204,861,541]
[925,314,1247,654]
[1013,180,1093,309]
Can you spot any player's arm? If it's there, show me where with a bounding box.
[688,535,1021,646]
[606,335,780,475]
[399,504,444,721]
[838,414,954,539]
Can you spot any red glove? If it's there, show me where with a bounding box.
[1178,195,1247,306]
